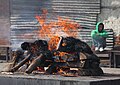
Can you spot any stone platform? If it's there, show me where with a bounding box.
[0,62,120,85]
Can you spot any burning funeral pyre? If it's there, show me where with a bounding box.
[8,36,103,76]
[8,9,103,76]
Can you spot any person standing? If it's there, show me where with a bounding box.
[91,22,108,52]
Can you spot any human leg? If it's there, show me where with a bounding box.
[92,37,99,51]
[92,36,106,51]
[96,36,106,52]
[98,37,106,48]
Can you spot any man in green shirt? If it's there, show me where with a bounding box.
[91,22,108,52]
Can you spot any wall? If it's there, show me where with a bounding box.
[98,0,120,36]
[0,0,10,45]
[1,0,120,45]
[10,0,100,49]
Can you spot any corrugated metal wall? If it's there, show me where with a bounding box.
[0,0,10,45]
[10,0,101,49]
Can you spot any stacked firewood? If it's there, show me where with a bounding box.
[8,36,103,76]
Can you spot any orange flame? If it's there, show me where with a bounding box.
[36,9,81,40]
[48,36,60,51]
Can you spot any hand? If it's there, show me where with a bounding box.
[96,33,99,36]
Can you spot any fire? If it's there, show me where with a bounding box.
[48,36,60,51]
[57,17,79,36]
[48,36,68,62]
[35,9,82,75]
[35,9,81,40]
[35,9,47,26]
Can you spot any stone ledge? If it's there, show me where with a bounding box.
[0,72,120,85]
[0,63,120,85]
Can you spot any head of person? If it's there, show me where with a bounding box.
[96,22,104,33]
[98,23,104,32]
